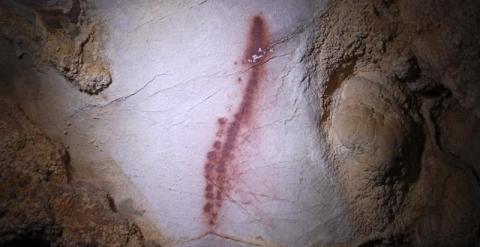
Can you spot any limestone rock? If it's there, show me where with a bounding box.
[0,98,145,246]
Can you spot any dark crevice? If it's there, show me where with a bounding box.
[106,193,118,213]
[358,235,411,247]
[2,238,51,247]
[319,56,358,127]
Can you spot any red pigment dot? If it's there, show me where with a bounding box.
[206,184,213,191]
[204,203,212,212]
[218,118,227,125]
[213,141,221,149]
[217,163,225,173]
[205,163,213,171]
[207,151,216,160]
[206,193,214,199]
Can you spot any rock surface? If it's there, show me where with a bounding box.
[0,0,111,94]
[304,0,480,246]
[0,0,479,246]
[0,98,145,246]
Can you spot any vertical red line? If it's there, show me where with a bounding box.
[202,14,269,231]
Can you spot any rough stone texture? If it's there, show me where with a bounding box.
[0,0,111,94]
[0,97,146,246]
[304,0,480,246]
[1,0,480,246]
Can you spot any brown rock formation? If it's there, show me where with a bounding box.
[304,0,480,246]
[0,0,111,94]
[0,98,145,246]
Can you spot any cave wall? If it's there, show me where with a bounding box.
[304,0,480,246]
[0,0,479,247]
[0,98,145,246]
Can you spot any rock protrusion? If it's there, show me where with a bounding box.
[0,98,146,246]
